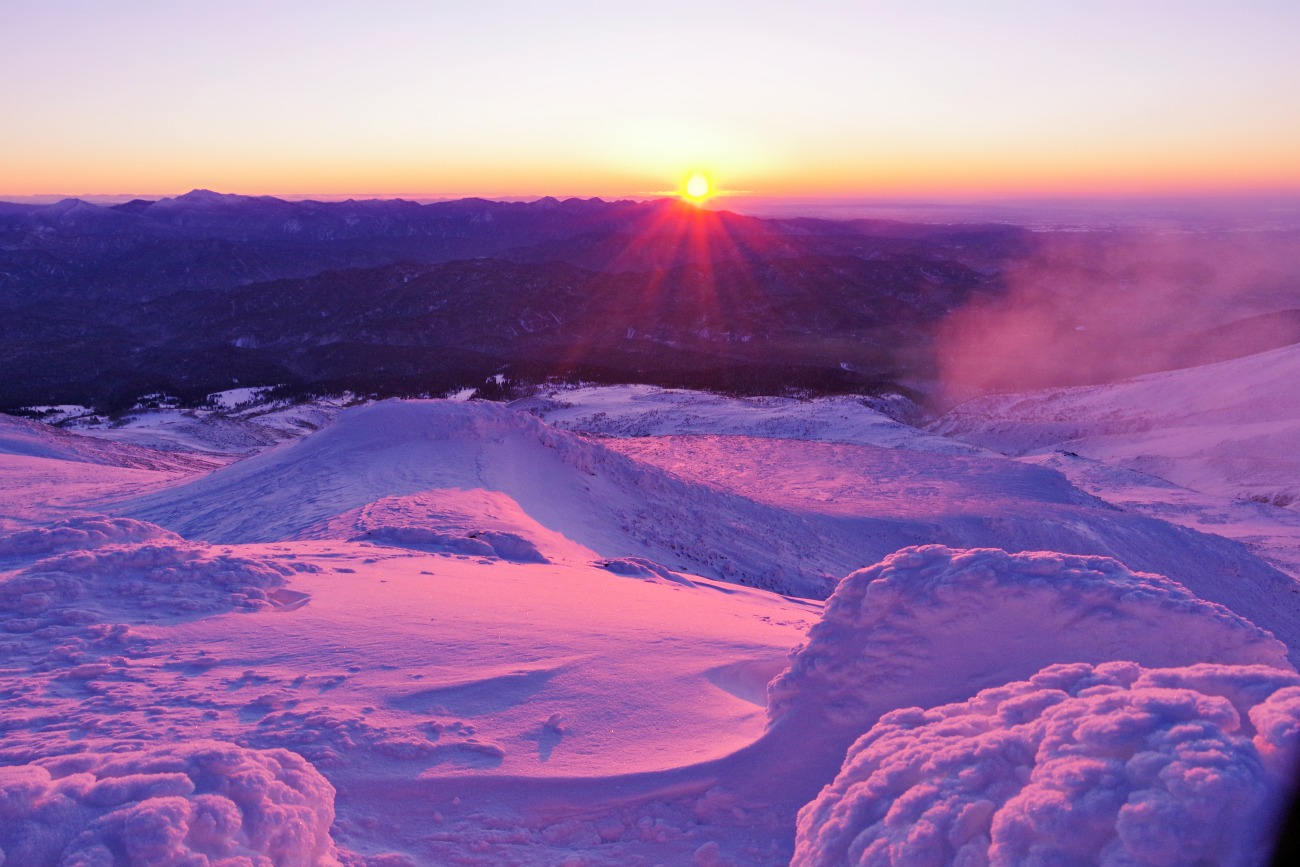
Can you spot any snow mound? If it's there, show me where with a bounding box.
[0,515,181,560]
[1,540,297,633]
[0,740,339,866]
[598,556,697,586]
[354,525,548,563]
[793,661,1300,867]
[769,546,1292,727]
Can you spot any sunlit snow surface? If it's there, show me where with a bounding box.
[3,379,1300,865]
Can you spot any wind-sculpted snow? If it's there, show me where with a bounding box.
[934,342,1300,508]
[793,662,1300,867]
[769,546,1291,729]
[0,515,181,559]
[0,740,340,866]
[353,525,549,563]
[515,384,969,454]
[122,399,839,596]
[598,556,698,586]
[117,398,1300,626]
[0,536,298,634]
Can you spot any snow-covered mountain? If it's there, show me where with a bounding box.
[4,361,1300,864]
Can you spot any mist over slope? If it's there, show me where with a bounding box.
[937,341,1300,508]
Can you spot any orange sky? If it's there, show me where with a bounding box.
[3,1,1298,200]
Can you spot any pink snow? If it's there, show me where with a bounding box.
[794,662,1300,867]
[3,389,1300,864]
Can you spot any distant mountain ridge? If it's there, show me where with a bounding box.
[0,192,1025,409]
[5,189,1298,412]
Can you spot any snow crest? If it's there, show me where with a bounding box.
[0,740,339,866]
[768,545,1292,727]
[793,661,1300,867]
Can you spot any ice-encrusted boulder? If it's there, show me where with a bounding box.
[1,538,299,634]
[793,661,1300,867]
[0,740,339,866]
[0,516,181,560]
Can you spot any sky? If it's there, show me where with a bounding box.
[2,0,1298,200]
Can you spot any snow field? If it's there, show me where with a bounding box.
[3,386,1300,863]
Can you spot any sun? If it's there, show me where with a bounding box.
[681,172,713,204]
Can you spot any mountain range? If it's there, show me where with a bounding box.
[4,190,1299,411]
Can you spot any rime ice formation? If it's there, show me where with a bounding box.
[793,662,1300,867]
[0,515,181,559]
[0,740,339,867]
[768,545,1293,729]
[0,530,302,636]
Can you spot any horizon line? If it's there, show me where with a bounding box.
[5,188,1300,208]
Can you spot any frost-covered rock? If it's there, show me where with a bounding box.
[793,662,1300,867]
[0,515,181,559]
[768,545,1292,728]
[0,740,340,866]
[1,539,295,633]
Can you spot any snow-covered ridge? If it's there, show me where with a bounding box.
[514,384,970,454]
[935,341,1300,508]
[111,398,1300,632]
[118,399,842,596]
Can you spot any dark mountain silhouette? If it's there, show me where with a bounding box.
[0,193,1023,410]
[10,191,1297,412]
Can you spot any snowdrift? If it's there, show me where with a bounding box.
[733,545,1295,830]
[793,662,1300,867]
[353,524,549,563]
[0,740,339,866]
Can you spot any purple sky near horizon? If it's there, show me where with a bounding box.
[2,0,1298,199]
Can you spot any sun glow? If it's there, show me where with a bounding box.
[682,173,713,204]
